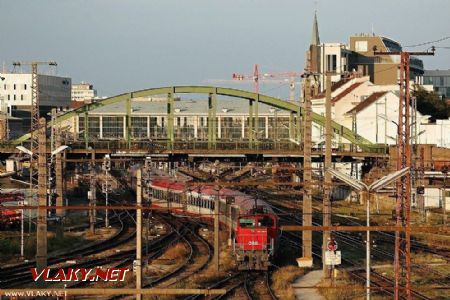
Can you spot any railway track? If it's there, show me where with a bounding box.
[103,215,212,300]
[69,219,178,290]
[267,197,434,300]
[348,268,432,300]
[154,217,213,288]
[242,272,277,300]
[0,210,136,288]
[183,273,245,300]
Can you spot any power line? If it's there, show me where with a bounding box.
[404,35,450,48]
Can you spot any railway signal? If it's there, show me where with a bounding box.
[327,238,338,252]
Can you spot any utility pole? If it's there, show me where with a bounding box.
[12,62,56,262]
[328,167,410,300]
[12,61,57,215]
[214,186,220,273]
[365,191,371,300]
[418,147,425,222]
[323,73,332,278]
[102,155,111,228]
[89,151,96,235]
[144,157,152,256]
[55,111,65,218]
[443,168,448,225]
[136,169,142,300]
[374,48,434,300]
[301,75,313,264]
[36,118,47,273]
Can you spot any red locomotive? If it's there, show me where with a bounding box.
[129,171,279,270]
[235,212,278,270]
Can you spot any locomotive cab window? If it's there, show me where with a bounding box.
[239,218,255,227]
[259,216,274,227]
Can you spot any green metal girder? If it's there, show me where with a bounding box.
[126,97,132,148]
[207,92,217,149]
[11,86,380,151]
[248,100,254,149]
[167,92,174,149]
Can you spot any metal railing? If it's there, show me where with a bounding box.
[0,138,388,154]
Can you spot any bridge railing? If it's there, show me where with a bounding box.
[57,139,387,154]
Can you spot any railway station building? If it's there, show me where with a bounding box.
[67,97,294,143]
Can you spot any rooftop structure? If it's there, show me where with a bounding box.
[423,69,450,99]
[349,34,424,85]
[72,82,97,103]
[305,12,425,91]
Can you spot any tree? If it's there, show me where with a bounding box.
[413,86,450,122]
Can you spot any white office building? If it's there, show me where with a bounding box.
[72,82,97,103]
[0,72,71,115]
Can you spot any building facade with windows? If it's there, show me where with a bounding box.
[0,72,71,116]
[305,12,424,93]
[423,69,450,99]
[72,82,97,103]
[64,97,293,143]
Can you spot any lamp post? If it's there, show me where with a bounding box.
[16,145,69,258]
[327,167,410,300]
[15,146,32,258]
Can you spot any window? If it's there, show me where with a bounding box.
[13,84,16,90]
[24,84,27,90]
[239,218,255,228]
[440,76,445,86]
[131,117,148,138]
[355,41,368,52]
[13,95,16,101]
[326,54,337,72]
[259,216,274,227]
[7,95,10,100]
[20,95,24,101]
[102,116,123,139]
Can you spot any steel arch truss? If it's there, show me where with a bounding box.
[12,86,382,152]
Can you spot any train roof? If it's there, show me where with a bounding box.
[151,178,186,191]
[151,177,273,214]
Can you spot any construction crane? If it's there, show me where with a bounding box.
[12,61,57,171]
[207,64,303,102]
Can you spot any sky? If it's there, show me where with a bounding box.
[1,0,449,97]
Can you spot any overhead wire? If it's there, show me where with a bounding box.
[404,36,450,48]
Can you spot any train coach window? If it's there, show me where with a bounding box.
[259,216,274,227]
[239,218,255,227]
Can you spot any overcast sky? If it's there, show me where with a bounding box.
[1,0,449,97]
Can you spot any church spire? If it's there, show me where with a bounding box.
[311,10,320,46]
